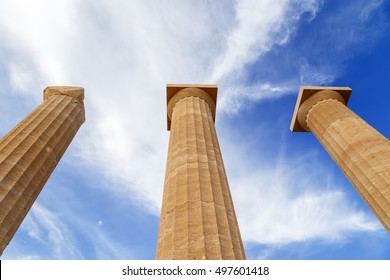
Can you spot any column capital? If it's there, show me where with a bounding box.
[44,86,84,103]
[290,86,352,132]
[166,84,217,130]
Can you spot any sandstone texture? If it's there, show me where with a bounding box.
[291,86,390,233]
[156,85,246,259]
[0,86,85,255]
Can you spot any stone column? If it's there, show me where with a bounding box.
[291,86,390,232]
[156,84,246,260]
[0,86,85,255]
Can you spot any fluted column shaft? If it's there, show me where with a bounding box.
[293,87,390,232]
[157,86,245,259]
[0,86,85,255]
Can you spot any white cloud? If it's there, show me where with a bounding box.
[234,169,381,244]
[297,0,388,85]
[14,187,135,259]
[212,0,323,110]
[0,0,387,259]
[8,62,35,93]
[220,125,382,245]
[299,59,338,85]
[218,82,293,114]
[0,0,80,88]
[21,203,82,259]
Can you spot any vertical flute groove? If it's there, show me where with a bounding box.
[292,87,390,233]
[0,86,85,255]
[157,86,245,259]
[307,99,390,231]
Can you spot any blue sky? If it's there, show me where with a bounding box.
[0,0,389,260]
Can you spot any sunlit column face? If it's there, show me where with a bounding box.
[291,86,390,233]
[0,87,85,255]
[156,85,246,260]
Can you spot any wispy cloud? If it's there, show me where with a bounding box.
[299,58,338,85]
[20,203,82,259]
[297,0,388,85]
[0,0,388,259]
[213,0,323,111]
[218,82,293,114]
[233,165,381,244]
[11,182,136,259]
[220,123,382,246]
[212,0,322,81]
[214,0,388,111]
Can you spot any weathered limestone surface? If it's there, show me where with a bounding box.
[0,86,85,255]
[156,85,246,259]
[291,86,390,233]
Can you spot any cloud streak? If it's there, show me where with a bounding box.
[0,0,388,259]
[219,121,382,247]
[14,182,136,259]
[232,160,381,245]
[211,0,322,81]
